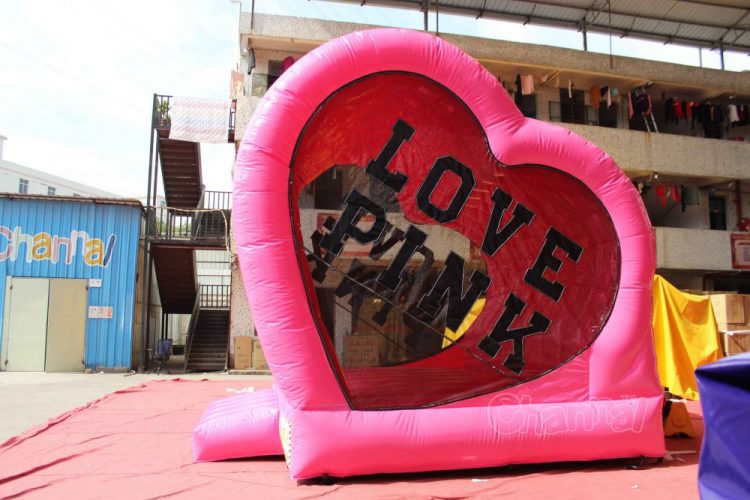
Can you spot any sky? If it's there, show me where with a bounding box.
[1,0,748,198]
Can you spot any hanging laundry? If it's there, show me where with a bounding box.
[568,79,573,99]
[685,100,694,123]
[628,91,634,119]
[692,102,703,130]
[281,56,296,74]
[247,48,256,74]
[230,70,244,99]
[631,91,652,116]
[590,85,601,109]
[665,98,675,124]
[728,103,740,125]
[515,74,522,104]
[705,105,724,139]
[521,74,535,95]
[680,185,687,212]
[673,98,685,122]
[655,184,669,207]
[695,102,718,138]
[169,96,232,143]
[671,184,681,203]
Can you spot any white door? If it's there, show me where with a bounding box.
[45,279,87,372]
[5,278,49,371]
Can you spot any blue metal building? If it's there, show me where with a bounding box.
[0,195,142,371]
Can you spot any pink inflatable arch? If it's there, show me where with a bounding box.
[197,28,665,479]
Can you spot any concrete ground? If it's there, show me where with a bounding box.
[0,370,272,443]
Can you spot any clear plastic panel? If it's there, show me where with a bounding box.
[291,73,620,410]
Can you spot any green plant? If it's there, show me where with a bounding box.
[156,100,171,126]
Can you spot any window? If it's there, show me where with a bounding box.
[47,186,56,196]
[517,94,537,118]
[558,89,592,125]
[18,178,28,194]
[250,60,283,96]
[709,196,727,230]
[267,60,282,88]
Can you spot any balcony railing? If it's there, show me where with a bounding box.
[655,227,733,271]
[200,284,230,309]
[147,190,232,244]
[148,208,229,244]
[202,190,232,210]
[152,95,236,141]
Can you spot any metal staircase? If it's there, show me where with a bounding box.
[139,94,235,372]
[184,295,230,372]
[152,246,196,314]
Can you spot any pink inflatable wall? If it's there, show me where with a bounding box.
[207,28,664,479]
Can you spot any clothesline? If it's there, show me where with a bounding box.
[506,72,748,140]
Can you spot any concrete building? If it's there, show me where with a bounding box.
[226,11,750,367]
[0,136,120,199]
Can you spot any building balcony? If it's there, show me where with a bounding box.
[234,90,750,183]
[237,14,750,183]
[241,14,750,95]
[560,123,750,181]
[147,190,232,248]
[655,226,733,271]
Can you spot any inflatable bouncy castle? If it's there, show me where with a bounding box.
[194,29,665,479]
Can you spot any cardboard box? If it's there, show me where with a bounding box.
[252,337,268,370]
[721,331,750,356]
[715,295,750,331]
[234,337,253,370]
[343,335,380,368]
[709,294,745,324]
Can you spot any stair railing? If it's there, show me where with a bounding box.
[183,284,202,371]
[192,190,232,241]
[191,188,207,239]
[199,284,231,309]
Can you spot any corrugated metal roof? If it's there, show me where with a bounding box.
[320,0,750,52]
[0,193,143,208]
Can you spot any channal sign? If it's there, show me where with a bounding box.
[0,225,116,267]
[219,28,664,479]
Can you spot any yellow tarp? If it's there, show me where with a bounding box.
[442,276,721,401]
[443,298,485,349]
[652,275,723,400]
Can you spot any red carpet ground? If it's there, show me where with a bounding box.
[0,379,701,499]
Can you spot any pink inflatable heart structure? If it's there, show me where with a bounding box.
[195,28,665,479]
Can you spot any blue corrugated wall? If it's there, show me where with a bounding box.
[0,198,141,370]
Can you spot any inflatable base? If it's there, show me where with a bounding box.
[193,389,282,462]
[194,388,664,479]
